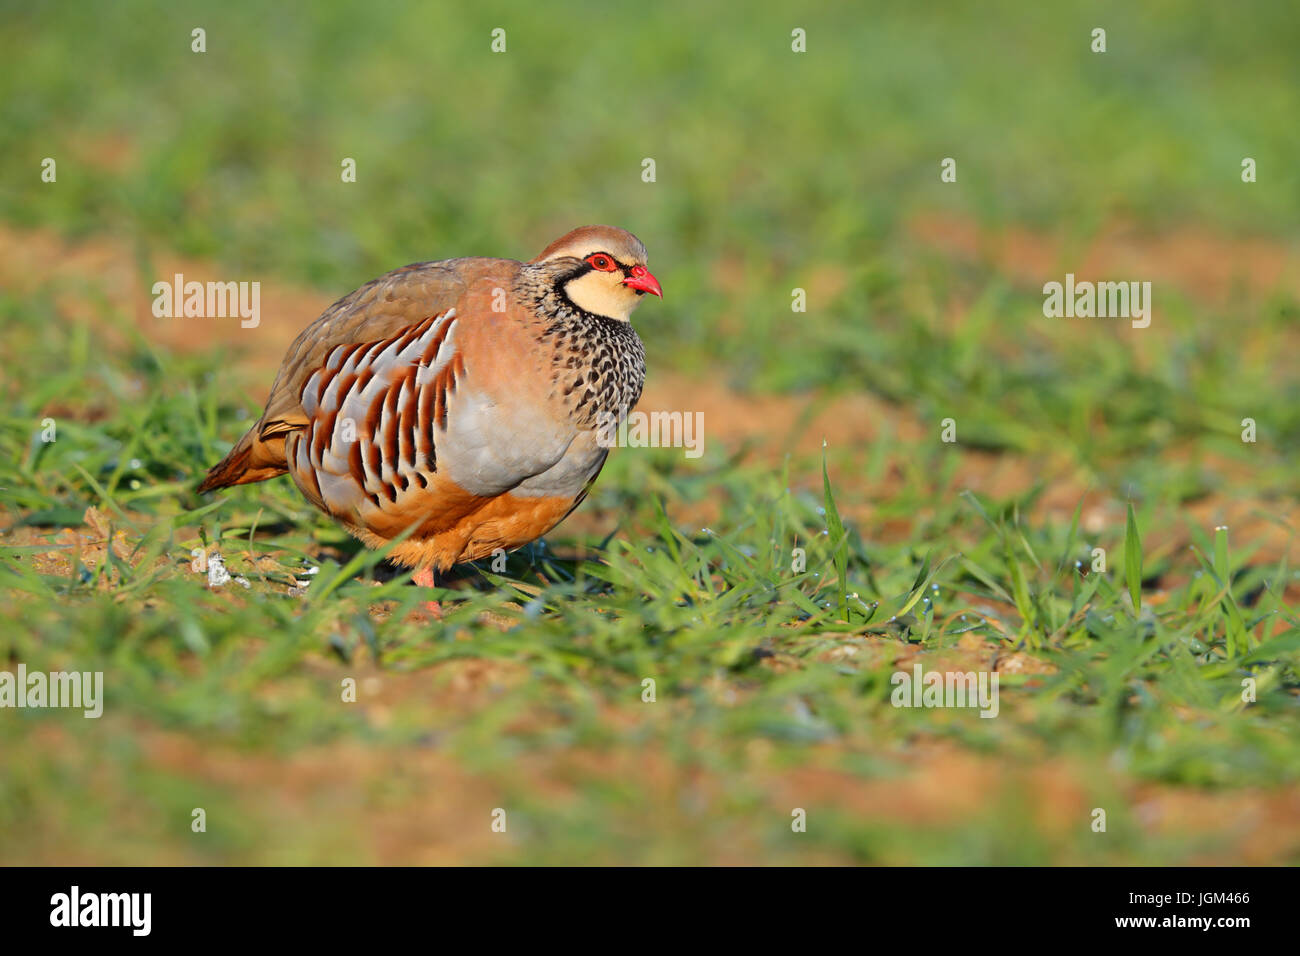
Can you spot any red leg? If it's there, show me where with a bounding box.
[412,566,442,620]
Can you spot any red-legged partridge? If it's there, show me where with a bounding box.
[198,225,661,594]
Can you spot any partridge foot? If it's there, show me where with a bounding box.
[412,566,443,620]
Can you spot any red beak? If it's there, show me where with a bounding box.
[624,265,663,298]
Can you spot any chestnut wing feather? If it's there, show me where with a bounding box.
[257,260,472,438]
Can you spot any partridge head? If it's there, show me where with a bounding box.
[529,225,663,322]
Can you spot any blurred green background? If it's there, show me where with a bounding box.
[0,1,1297,864]
[3,1,1297,451]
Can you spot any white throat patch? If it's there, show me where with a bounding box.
[563,270,640,322]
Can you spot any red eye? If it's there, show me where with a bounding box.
[586,254,617,272]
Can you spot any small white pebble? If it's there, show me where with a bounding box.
[206,552,231,588]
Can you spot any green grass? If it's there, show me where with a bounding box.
[1,276,1297,863]
[1,0,1298,864]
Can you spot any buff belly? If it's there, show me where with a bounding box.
[348,489,581,571]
